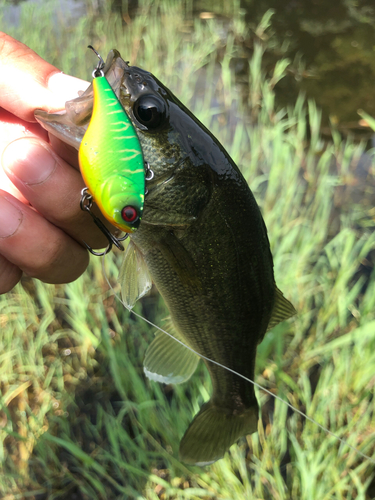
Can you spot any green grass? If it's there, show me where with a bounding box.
[1,0,375,498]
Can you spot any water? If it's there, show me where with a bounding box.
[238,0,375,138]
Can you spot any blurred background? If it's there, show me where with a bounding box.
[1,1,375,498]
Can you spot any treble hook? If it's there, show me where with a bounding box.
[80,188,128,256]
[88,45,105,79]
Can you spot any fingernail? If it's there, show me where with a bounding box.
[2,138,57,185]
[0,195,23,238]
[48,72,89,102]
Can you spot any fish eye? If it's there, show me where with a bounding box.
[133,95,166,129]
[121,206,139,224]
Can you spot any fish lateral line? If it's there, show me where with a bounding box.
[101,256,375,466]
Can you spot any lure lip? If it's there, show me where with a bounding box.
[35,49,169,149]
[34,50,132,150]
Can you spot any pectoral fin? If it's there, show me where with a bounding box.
[118,240,152,309]
[156,231,201,289]
[144,322,200,384]
[266,287,296,332]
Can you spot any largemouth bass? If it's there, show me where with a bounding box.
[35,50,296,465]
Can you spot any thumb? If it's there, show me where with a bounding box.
[0,32,89,122]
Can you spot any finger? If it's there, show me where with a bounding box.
[0,107,47,139]
[0,190,89,284]
[0,107,48,200]
[0,253,22,294]
[0,32,88,122]
[49,133,80,171]
[2,137,110,249]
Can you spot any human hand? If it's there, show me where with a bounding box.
[0,32,109,294]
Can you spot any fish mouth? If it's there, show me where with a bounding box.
[35,50,131,150]
[35,108,88,150]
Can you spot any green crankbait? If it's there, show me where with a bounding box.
[79,46,145,243]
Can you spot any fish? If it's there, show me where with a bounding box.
[35,49,296,466]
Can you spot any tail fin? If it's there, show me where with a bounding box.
[179,400,258,466]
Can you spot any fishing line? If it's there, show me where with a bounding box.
[101,256,375,466]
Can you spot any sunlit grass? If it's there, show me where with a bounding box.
[1,0,375,498]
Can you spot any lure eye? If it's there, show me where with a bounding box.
[133,95,166,129]
[121,206,139,223]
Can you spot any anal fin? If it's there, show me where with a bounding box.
[144,322,199,385]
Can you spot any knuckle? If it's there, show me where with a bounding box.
[0,33,29,65]
[0,255,22,294]
[25,237,89,284]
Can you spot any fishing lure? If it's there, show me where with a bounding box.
[79,46,146,254]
